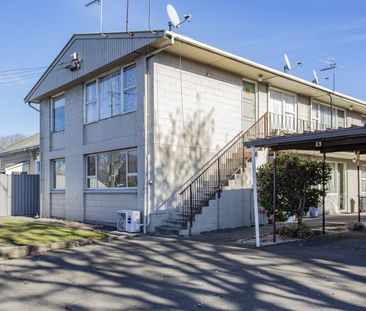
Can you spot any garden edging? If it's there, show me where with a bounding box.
[0,235,117,260]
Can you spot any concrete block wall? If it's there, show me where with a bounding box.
[40,57,146,226]
[151,52,244,209]
[191,171,266,235]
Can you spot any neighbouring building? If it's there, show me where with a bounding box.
[25,30,366,235]
[0,133,40,175]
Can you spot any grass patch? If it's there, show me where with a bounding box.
[0,220,108,246]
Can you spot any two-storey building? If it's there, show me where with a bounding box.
[25,30,366,235]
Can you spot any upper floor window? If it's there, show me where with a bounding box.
[84,64,137,124]
[86,148,137,189]
[269,89,296,132]
[123,64,137,113]
[85,81,97,123]
[52,158,65,190]
[311,102,345,130]
[52,95,65,132]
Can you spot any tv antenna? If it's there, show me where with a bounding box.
[283,53,303,73]
[312,69,319,85]
[320,57,338,91]
[85,0,104,33]
[166,4,191,31]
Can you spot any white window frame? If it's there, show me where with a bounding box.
[310,100,346,130]
[83,63,137,125]
[122,64,137,114]
[268,87,298,132]
[51,158,65,191]
[85,148,138,190]
[84,81,98,124]
[51,93,65,132]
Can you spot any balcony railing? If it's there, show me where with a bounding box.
[268,112,333,136]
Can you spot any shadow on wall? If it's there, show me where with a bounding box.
[154,106,216,208]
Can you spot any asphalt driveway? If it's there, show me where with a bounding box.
[0,231,365,311]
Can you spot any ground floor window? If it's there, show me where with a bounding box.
[52,158,65,190]
[86,149,137,189]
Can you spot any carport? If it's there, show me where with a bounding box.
[245,125,366,247]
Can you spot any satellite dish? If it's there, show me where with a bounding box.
[166,4,191,30]
[284,54,292,72]
[312,69,319,85]
[167,4,180,28]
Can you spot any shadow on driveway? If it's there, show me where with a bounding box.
[0,230,365,310]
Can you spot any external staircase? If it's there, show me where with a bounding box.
[154,113,270,236]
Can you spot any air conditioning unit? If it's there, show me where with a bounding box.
[117,210,141,233]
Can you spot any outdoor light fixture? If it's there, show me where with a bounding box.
[349,105,354,111]
[258,74,263,82]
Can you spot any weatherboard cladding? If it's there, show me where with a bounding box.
[27,31,165,101]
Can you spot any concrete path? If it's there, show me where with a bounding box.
[0,229,365,310]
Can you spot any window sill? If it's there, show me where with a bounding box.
[84,188,137,194]
[50,189,65,194]
[83,109,137,126]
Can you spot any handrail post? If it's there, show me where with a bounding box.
[217,158,221,189]
[189,184,193,235]
[242,137,245,172]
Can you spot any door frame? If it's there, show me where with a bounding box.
[242,78,258,122]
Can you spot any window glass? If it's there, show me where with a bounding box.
[123,88,137,113]
[337,110,345,128]
[97,153,112,188]
[86,149,137,189]
[85,82,97,123]
[123,65,137,88]
[123,65,137,112]
[99,72,121,119]
[128,150,137,173]
[87,155,96,176]
[269,91,283,115]
[112,151,126,187]
[53,96,65,132]
[52,159,65,189]
[86,82,96,102]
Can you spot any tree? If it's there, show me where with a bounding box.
[257,153,332,224]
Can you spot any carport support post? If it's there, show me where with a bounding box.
[322,153,326,235]
[251,146,260,247]
[273,151,277,243]
[357,151,361,223]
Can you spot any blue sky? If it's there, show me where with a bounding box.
[1,0,366,136]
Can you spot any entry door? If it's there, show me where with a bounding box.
[242,81,256,131]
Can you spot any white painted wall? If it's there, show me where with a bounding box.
[151,52,243,209]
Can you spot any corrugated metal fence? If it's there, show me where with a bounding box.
[0,174,39,216]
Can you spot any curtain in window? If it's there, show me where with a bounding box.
[123,65,137,112]
[99,73,121,119]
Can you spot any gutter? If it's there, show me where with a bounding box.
[165,31,366,109]
[143,36,175,234]
[28,101,40,112]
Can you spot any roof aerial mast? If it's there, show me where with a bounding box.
[85,0,104,34]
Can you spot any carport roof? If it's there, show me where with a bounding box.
[243,126,366,154]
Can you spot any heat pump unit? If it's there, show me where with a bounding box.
[117,210,141,233]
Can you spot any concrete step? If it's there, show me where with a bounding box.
[155,226,183,236]
[163,219,188,229]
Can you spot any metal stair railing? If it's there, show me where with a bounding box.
[155,112,270,225]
